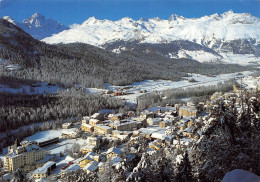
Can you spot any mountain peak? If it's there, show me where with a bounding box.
[22,12,46,26]
[82,16,98,25]
[168,14,185,21]
[2,16,16,25]
[31,12,44,19]
[139,17,149,22]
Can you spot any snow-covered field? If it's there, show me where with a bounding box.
[176,50,222,63]
[0,82,60,94]
[242,76,260,89]
[0,70,256,105]
[92,71,253,104]
[220,53,260,65]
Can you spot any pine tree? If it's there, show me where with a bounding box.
[175,152,193,182]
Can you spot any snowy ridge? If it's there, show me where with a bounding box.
[43,10,260,47]
[3,13,69,39]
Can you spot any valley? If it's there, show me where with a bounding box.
[0,7,260,182]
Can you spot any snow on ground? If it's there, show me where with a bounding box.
[221,169,260,182]
[220,53,260,65]
[139,126,166,135]
[47,138,86,155]
[101,71,253,104]
[242,76,260,89]
[0,82,61,94]
[177,50,222,63]
[23,129,76,143]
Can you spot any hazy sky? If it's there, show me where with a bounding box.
[0,0,259,25]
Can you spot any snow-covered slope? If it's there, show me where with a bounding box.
[3,13,69,39]
[43,10,260,48]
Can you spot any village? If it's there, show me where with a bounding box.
[1,75,260,181]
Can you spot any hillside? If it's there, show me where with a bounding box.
[0,18,254,89]
[40,11,260,64]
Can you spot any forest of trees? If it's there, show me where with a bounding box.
[137,80,235,111]
[0,88,125,132]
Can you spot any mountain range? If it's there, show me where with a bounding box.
[2,11,260,64]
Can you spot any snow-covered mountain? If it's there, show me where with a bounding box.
[4,11,260,64]
[41,10,260,63]
[43,10,259,47]
[3,13,69,39]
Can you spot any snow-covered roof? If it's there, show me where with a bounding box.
[95,124,112,130]
[180,118,190,123]
[179,106,198,112]
[62,122,72,127]
[82,123,93,128]
[110,156,122,165]
[91,113,101,118]
[61,128,79,135]
[89,118,100,123]
[107,147,122,155]
[7,144,43,158]
[83,161,99,172]
[146,106,174,113]
[81,145,95,150]
[151,132,166,140]
[32,161,56,174]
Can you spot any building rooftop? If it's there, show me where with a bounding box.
[83,161,99,172]
[95,124,112,130]
[7,144,43,158]
[107,147,122,155]
[32,161,56,174]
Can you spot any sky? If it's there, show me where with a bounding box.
[0,0,259,25]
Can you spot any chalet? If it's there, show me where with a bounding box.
[149,142,160,151]
[109,120,136,131]
[80,146,95,154]
[87,137,100,148]
[154,139,166,147]
[147,118,162,126]
[61,129,80,139]
[159,120,172,128]
[178,118,190,130]
[111,113,124,121]
[165,126,175,136]
[80,152,95,168]
[81,123,93,133]
[91,113,104,121]
[187,119,195,127]
[82,116,90,124]
[80,137,100,154]
[83,161,99,174]
[179,106,198,118]
[32,161,56,179]
[140,111,155,120]
[62,122,73,129]
[94,124,113,135]
[106,147,123,159]
[89,119,103,126]
[182,125,196,139]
